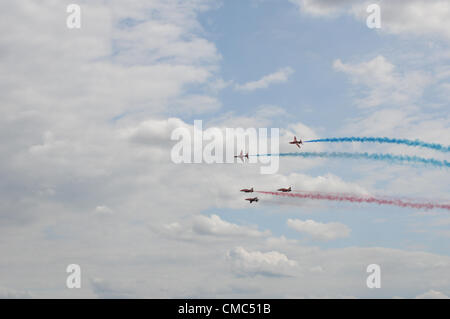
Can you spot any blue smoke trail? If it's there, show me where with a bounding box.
[305,137,450,152]
[254,152,450,168]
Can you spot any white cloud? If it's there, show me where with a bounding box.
[94,205,114,215]
[120,117,189,145]
[192,215,270,237]
[208,104,288,128]
[227,246,298,277]
[0,1,220,129]
[235,67,294,91]
[415,290,449,299]
[160,215,270,241]
[287,219,351,241]
[333,55,431,107]
[290,0,450,39]
[172,95,222,114]
[341,107,450,145]
[354,1,450,39]
[265,235,299,247]
[249,172,369,201]
[289,0,356,17]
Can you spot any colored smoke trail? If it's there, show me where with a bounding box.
[256,191,450,211]
[305,137,450,152]
[255,152,450,168]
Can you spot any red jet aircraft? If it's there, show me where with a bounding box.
[277,187,291,192]
[289,136,303,149]
[245,197,259,203]
[234,150,249,161]
[240,187,254,193]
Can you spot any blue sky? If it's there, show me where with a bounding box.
[196,1,379,125]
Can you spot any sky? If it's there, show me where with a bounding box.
[0,0,449,298]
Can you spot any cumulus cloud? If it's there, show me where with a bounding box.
[227,246,298,277]
[333,55,430,107]
[94,205,114,215]
[120,117,189,145]
[290,0,450,39]
[192,215,270,237]
[172,95,222,115]
[235,67,294,91]
[289,0,356,17]
[287,219,351,241]
[161,215,270,241]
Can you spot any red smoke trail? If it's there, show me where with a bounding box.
[256,191,450,211]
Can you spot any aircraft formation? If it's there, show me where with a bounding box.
[234,150,249,162]
[238,136,300,203]
[234,134,450,210]
[241,186,291,204]
[235,136,302,162]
